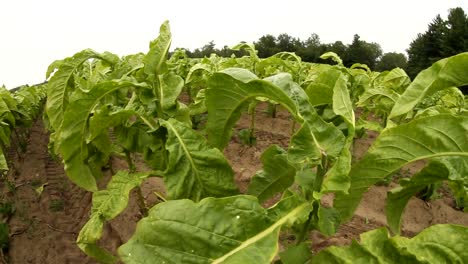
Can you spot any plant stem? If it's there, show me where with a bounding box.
[297,153,329,244]
[290,120,296,135]
[136,186,148,217]
[267,102,276,118]
[124,150,148,216]
[296,211,313,245]
[250,105,256,142]
[124,151,136,173]
[314,152,328,193]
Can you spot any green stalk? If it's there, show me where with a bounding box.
[12,129,24,161]
[297,153,328,244]
[314,152,328,193]
[124,150,148,216]
[296,211,313,245]
[267,102,277,118]
[250,105,256,142]
[290,120,296,135]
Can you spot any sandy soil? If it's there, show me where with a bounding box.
[2,104,467,263]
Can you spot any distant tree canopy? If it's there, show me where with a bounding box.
[407,7,468,79]
[376,52,408,72]
[176,6,466,75]
[181,33,388,70]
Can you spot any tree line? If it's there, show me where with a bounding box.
[177,7,466,78]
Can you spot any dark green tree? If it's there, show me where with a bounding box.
[200,41,216,57]
[407,7,467,79]
[297,33,327,62]
[344,34,382,69]
[255,35,279,58]
[376,52,408,71]
[329,41,347,57]
[444,7,468,55]
[276,33,302,52]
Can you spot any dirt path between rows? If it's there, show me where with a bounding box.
[3,105,468,263]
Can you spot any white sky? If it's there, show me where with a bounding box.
[1,0,466,88]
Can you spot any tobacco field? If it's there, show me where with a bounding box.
[0,21,467,263]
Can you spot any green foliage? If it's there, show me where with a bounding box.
[335,115,468,223]
[238,128,256,146]
[314,224,468,263]
[389,52,468,119]
[247,145,296,203]
[407,7,468,79]
[37,21,468,263]
[118,195,312,263]
[160,118,238,201]
[77,171,151,263]
[376,52,408,72]
[344,34,382,70]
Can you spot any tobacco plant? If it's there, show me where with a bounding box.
[42,20,468,263]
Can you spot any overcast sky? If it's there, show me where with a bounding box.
[1,0,466,88]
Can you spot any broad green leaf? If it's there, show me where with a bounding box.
[444,157,468,211]
[357,88,399,109]
[87,107,135,143]
[356,118,383,133]
[332,74,355,127]
[247,145,296,203]
[189,89,207,115]
[58,80,147,191]
[207,69,344,160]
[77,171,150,263]
[78,215,116,264]
[45,59,64,79]
[279,243,312,264]
[321,145,352,193]
[314,224,468,263]
[381,67,411,92]
[46,49,119,132]
[160,118,238,201]
[313,228,413,263]
[0,95,15,126]
[305,69,340,106]
[305,68,355,193]
[386,161,449,235]
[389,52,468,119]
[143,21,171,79]
[335,114,468,223]
[118,195,312,264]
[392,224,468,263]
[158,71,184,113]
[206,69,299,149]
[316,205,341,236]
[287,123,321,165]
[1,87,18,114]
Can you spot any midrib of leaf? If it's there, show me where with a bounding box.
[156,38,171,76]
[163,121,203,197]
[403,152,468,165]
[158,75,164,111]
[139,115,157,131]
[211,202,310,264]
